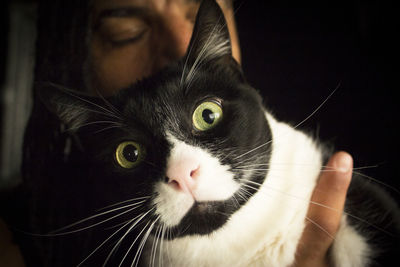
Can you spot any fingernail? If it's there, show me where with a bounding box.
[336,152,353,173]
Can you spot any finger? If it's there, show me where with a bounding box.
[295,152,353,266]
[308,151,353,238]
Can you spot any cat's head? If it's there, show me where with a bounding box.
[38,0,272,238]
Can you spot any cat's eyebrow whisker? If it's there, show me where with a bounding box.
[48,82,120,119]
[94,88,122,117]
[58,103,122,121]
[94,125,124,134]
[67,120,124,132]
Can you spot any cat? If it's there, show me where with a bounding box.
[10,0,399,266]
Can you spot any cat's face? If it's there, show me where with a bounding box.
[39,0,271,239]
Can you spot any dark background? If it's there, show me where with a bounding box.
[235,2,398,197]
[1,1,398,194]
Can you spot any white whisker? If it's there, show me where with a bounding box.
[102,208,154,266]
[49,82,121,120]
[94,125,124,134]
[67,120,124,132]
[305,216,335,239]
[97,196,151,212]
[233,141,272,160]
[94,88,122,117]
[48,201,146,236]
[293,83,340,129]
[159,223,167,267]
[118,221,151,267]
[353,171,399,195]
[132,216,160,267]
[76,217,138,267]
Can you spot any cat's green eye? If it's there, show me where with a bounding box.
[115,141,145,169]
[192,101,223,131]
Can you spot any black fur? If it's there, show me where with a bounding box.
[342,174,400,266]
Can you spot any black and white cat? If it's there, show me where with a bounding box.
[19,0,399,266]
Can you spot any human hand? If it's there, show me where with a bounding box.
[294,151,353,267]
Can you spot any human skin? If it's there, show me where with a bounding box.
[0,1,353,266]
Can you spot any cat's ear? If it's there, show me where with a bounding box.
[183,0,244,80]
[37,83,108,131]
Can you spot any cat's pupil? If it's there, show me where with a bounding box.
[123,145,139,162]
[202,109,215,124]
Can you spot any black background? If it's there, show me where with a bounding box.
[235,2,398,197]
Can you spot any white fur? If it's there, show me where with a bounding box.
[330,215,371,267]
[147,113,370,266]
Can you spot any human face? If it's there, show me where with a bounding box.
[88,0,240,96]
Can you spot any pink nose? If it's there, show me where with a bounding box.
[166,159,200,194]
